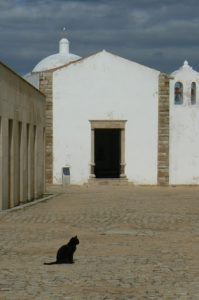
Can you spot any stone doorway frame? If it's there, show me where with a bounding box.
[89,120,127,179]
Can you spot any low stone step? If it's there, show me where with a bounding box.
[88,178,129,186]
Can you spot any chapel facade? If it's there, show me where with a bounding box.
[25,36,199,186]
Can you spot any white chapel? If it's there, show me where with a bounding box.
[25,35,199,186]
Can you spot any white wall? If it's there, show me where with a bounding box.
[53,51,160,184]
[170,62,199,184]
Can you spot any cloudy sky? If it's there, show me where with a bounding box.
[1,0,199,75]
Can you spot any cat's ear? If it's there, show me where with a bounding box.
[74,235,77,238]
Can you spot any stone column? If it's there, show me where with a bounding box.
[120,129,126,178]
[20,122,28,203]
[39,71,53,184]
[8,119,14,208]
[0,117,9,209]
[158,73,170,185]
[33,125,38,199]
[27,124,34,201]
[35,126,45,196]
[90,129,95,178]
[12,120,20,207]
[13,120,20,207]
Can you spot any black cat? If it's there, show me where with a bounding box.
[44,236,79,265]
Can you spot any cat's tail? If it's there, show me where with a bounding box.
[43,261,58,265]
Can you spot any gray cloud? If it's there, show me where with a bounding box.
[1,0,199,75]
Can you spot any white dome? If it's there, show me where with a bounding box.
[32,38,81,72]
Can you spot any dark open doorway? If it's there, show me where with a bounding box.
[94,129,120,178]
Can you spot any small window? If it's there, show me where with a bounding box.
[174,82,183,104]
[191,82,196,105]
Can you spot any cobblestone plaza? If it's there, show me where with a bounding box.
[0,185,199,299]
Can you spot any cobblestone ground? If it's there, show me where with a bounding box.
[0,185,199,300]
